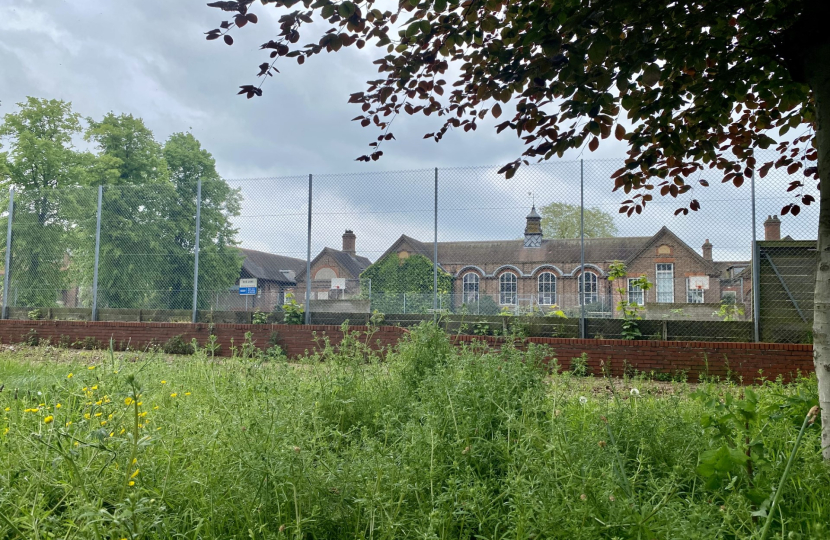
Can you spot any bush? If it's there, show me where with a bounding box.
[162,334,194,355]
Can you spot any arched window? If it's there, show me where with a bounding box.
[579,271,598,305]
[314,268,337,281]
[538,272,556,305]
[499,272,517,305]
[462,273,479,303]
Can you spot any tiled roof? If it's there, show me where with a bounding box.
[295,247,372,281]
[239,248,306,284]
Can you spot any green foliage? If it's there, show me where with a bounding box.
[27,308,43,321]
[539,201,619,238]
[162,334,195,355]
[608,261,653,340]
[251,309,268,324]
[282,292,304,324]
[714,299,745,321]
[361,252,452,314]
[569,352,592,376]
[1,334,828,538]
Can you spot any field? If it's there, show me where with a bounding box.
[0,323,826,540]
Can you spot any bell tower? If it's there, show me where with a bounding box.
[524,205,543,248]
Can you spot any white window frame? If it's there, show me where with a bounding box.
[499,272,517,305]
[656,263,674,303]
[579,271,598,305]
[462,273,479,303]
[627,278,644,306]
[686,278,705,304]
[537,272,556,305]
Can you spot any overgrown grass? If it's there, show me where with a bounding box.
[0,324,826,539]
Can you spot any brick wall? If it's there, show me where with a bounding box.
[0,320,813,383]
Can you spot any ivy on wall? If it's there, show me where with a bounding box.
[361,253,453,314]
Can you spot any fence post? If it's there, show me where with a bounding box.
[579,159,586,338]
[751,170,760,342]
[305,174,312,325]
[2,187,14,319]
[191,179,202,324]
[92,185,103,321]
[433,167,439,320]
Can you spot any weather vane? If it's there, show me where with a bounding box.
[528,191,535,207]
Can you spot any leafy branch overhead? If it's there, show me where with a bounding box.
[207,0,823,215]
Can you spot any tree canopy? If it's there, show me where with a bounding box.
[0,99,242,311]
[539,202,618,239]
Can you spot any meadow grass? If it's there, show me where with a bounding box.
[0,323,826,539]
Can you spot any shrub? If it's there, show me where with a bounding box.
[162,334,194,355]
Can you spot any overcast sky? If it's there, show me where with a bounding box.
[0,0,818,267]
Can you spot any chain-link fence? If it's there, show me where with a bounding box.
[0,158,818,343]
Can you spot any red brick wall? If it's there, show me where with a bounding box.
[0,320,813,383]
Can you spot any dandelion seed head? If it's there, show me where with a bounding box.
[630,388,640,396]
[579,396,588,405]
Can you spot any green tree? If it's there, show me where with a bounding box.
[208,0,830,459]
[161,132,242,310]
[539,202,618,239]
[83,113,175,308]
[361,253,452,314]
[0,98,90,308]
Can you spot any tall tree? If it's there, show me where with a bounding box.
[207,0,830,458]
[0,98,88,308]
[539,202,618,239]
[84,113,174,308]
[161,132,242,310]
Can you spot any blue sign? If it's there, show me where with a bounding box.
[239,287,257,295]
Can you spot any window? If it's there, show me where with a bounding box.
[686,278,704,303]
[721,291,737,304]
[499,272,517,305]
[656,263,674,303]
[628,278,644,306]
[579,272,598,305]
[462,273,479,303]
[538,272,556,305]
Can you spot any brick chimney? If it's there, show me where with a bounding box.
[764,215,781,241]
[342,230,356,255]
[702,239,712,261]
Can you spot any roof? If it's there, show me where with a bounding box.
[377,227,724,276]
[239,248,306,284]
[295,247,372,281]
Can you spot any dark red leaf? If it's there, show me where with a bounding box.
[224,35,234,45]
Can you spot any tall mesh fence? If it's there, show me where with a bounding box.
[0,158,819,342]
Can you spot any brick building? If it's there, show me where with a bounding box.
[374,206,744,317]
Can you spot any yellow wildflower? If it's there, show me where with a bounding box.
[119,428,126,435]
[109,432,114,437]
[65,421,72,427]
[55,403,62,409]
[83,387,88,391]
[131,468,140,479]
[184,392,191,396]
[170,393,178,398]
[4,407,9,411]
[95,400,102,406]
[138,412,147,418]
[132,458,137,464]
[67,373,73,379]
[84,413,91,420]
[153,406,159,410]
[3,428,8,435]
[124,397,134,406]
[94,412,102,417]
[128,481,135,487]
[137,401,143,406]
[100,420,107,426]
[113,370,119,374]
[91,385,98,390]
[88,366,95,370]
[161,380,167,384]
[24,408,39,413]
[44,416,54,424]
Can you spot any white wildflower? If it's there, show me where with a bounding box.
[579,396,588,405]
[630,388,640,397]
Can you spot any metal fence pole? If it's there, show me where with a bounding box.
[433,167,439,320]
[91,186,103,321]
[191,179,202,323]
[751,170,760,342]
[2,187,14,319]
[579,159,586,338]
[305,174,312,325]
